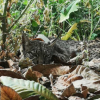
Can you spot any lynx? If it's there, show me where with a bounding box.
[21,34,78,64]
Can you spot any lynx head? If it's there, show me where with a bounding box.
[21,34,54,64]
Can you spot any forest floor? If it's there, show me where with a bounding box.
[0,38,100,100]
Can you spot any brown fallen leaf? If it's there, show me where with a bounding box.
[81,85,87,91]
[0,68,22,76]
[70,65,100,92]
[71,65,100,80]
[0,51,6,60]
[72,65,86,75]
[7,59,14,68]
[32,64,70,78]
[43,66,70,76]
[73,93,84,98]
[81,89,88,99]
[0,66,4,69]
[0,70,25,79]
[62,83,76,97]
[25,67,43,82]
[66,75,83,85]
[1,85,22,100]
[0,51,16,60]
[6,52,16,60]
[54,74,83,89]
[81,85,88,98]
[52,64,100,99]
[52,74,83,98]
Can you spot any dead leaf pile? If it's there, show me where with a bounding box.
[0,56,100,100]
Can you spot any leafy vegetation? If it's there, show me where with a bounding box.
[0,0,100,53]
[0,0,100,99]
[1,76,59,100]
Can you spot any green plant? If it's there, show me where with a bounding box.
[0,0,100,57]
[0,0,34,56]
[1,76,59,100]
[59,0,100,41]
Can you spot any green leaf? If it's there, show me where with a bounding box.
[59,0,80,22]
[90,33,97,40]
[23,0,28,5]
[11,11,20,19]
[58,0,65,4]
[32,20,38,27]
[1,76,59,100]
[43,0,47,5]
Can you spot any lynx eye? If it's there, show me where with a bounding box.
[26,53,30,57]
[47,55,51,58]
[31,50,36,54]
[46,51,50,55]
[28,53,33,58]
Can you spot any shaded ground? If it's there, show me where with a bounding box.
[51,38,100,65]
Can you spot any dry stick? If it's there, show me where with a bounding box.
[68,50,86,64]
[49,74,53,87]
[89,0,94,40]
[2,0,9,50]
[7,0,34,32]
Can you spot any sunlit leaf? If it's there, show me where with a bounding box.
[58,0,66,4]
[31,20,38,27]
[61,23,78,40]
[59,0,80,22]
[23,0,28,5]
[1,76,59,100]
[25,67,43,81]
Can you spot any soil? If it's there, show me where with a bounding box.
[77,38,100,61]
[47,38,100,65]
[65,38,100,61]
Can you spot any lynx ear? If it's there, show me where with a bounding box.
[49,32,61,46]
[49,36,59,46]
[22,33,30,50]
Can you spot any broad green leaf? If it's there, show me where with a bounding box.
[32,20,38,27]
[59,0,80,22]
[23,0,28,5]
[61,23,78,40]
[58,0,66,4]
[90,33,97,40]
[1,76,59,100]
[43,0,47,5]
[11,11,20,19]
